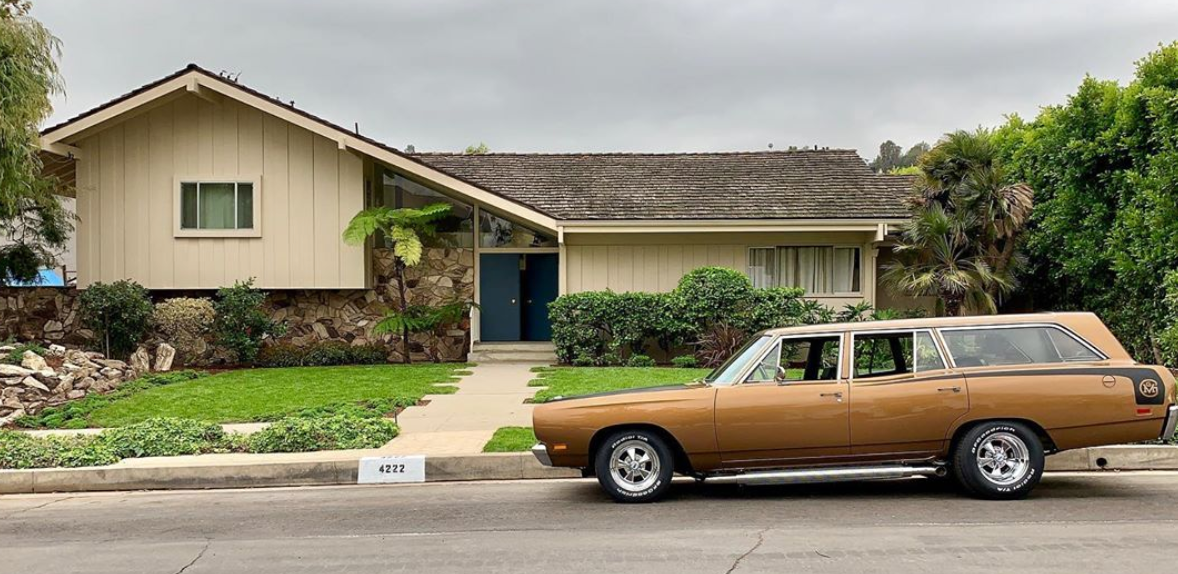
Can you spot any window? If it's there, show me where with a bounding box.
[479,210,557,248]
[176,180,259,237]
[375,171,474,248]
[705,335,774,386]
[748,246,860,294]
[940,326,1102,368]
[744,335,842,383]
[853,331,945,378]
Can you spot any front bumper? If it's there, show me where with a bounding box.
[531,443,553,467]
[1162,405,1178,441]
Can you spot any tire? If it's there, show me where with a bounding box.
[952,421,1045,500]
[594,430,675,503]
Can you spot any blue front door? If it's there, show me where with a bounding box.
[523,254,559,341]
[479,254,521,341]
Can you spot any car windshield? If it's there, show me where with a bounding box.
[704,335,773,386]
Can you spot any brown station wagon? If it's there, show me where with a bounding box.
[531,312,1178,503]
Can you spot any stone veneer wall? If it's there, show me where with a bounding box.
[263,247,475,362]
[0,247,475,363]
[0,287,91,345]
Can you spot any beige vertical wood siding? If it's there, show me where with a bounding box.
[563,231,877,306]
[73,94,366,289]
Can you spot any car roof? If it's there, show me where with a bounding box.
[763,312,1101,336]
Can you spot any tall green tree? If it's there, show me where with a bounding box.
[0,1,72,284]
[995,42,1178,363]
[883,129,1032,315]
[343,203,472,363]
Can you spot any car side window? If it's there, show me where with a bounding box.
[853,331,945,378]
[744,335,841,383]
[940,326,1101,367]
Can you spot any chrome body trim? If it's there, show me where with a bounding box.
[531,443,553,467]
[704,464,943,486]
[1162,405,1178,441]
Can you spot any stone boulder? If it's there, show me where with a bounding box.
[154,343,176,372]
[130,346,151,373]
[20,350,48,371]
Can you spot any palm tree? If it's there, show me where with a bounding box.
[343,202,471,363]
[882,204,1009,316]
[886,129,1033,314]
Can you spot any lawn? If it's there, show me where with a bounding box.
[529,366,711,403]
[76,364,466,427]
[483,426,537,452]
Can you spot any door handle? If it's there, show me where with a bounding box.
[937,386,962,393]
[819,391,843,402]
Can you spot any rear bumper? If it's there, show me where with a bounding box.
[1162,405,1178,441]
[531,443,553,467]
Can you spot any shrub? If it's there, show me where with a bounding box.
[214,279,285,364]
[671,355,698,369]
[153,297,215,362]
[627,354,656,367]
[696,323,748,368]
[248,414,399,453]
[571,354,595,367]
[2,341,46,365]
[255,341,390,368]
[598,351,621,366]
[734,287,807,333]
[99,418,228,458]
[78,280,153,358]
[675,267,754,333]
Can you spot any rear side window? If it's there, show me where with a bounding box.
[853,331,945,378]
[940,326,1101,368]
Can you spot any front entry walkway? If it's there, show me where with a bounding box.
[383,363,544,455]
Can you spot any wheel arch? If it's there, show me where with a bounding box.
[587,423,694,476]
[949,417,1059,455]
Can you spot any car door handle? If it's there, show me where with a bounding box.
[937,386,962,393]
[819,392,844,402]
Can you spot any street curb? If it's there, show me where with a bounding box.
[1,446,1174,495]
[0,452,580,495]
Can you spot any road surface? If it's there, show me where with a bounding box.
[2,473,1176,573]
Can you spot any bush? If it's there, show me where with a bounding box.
[696,323,749,368]
[627,354,656,367]
[255,341,390,368]
[671,355,698,369]
[248,414,399,453]
[675,267,754,333]
[214,279,285,364]
[78,280,153,358]
[98,418,227,458]
[153,297,215,362]
[0,432,119,469]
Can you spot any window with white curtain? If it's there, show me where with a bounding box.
[748,246,861,294]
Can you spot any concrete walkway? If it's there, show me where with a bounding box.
[22,422,270,439]
[385,363,544,455]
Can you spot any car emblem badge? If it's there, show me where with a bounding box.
[1139,379,1160,399]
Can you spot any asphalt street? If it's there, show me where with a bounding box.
[2,472,1176,573]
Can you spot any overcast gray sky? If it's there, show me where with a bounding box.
[32,0,1178,159]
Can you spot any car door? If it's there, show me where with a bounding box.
[848,329,969,457]
[714,333,850,467]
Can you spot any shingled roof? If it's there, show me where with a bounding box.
[411,150,913,220]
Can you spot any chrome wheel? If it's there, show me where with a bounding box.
[975,432,1030,486]
[609,439,661,492]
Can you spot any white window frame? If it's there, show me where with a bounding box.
[849,328,947,381]
[935,323,1108,369]
[174,176,262,238]
[747,245,863,296]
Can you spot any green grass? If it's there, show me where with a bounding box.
[483,426,537,452]
[529,366,711,403]
[80,364,465,427]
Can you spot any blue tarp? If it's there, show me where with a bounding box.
[6,268,65,287]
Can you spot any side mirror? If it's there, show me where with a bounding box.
[775,366,788,384]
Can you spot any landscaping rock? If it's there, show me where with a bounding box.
[130,347,151,373]
[66,389,85,400]
[47,344,67,357]
[20,350,48,371]
[0,407,26,427]
[77,377,94,390]
[96,359,128,370]
[0,364,33,378]
[154,343,176,372]
[20,376,50,393]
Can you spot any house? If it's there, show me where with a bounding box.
[23,64,921,361]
